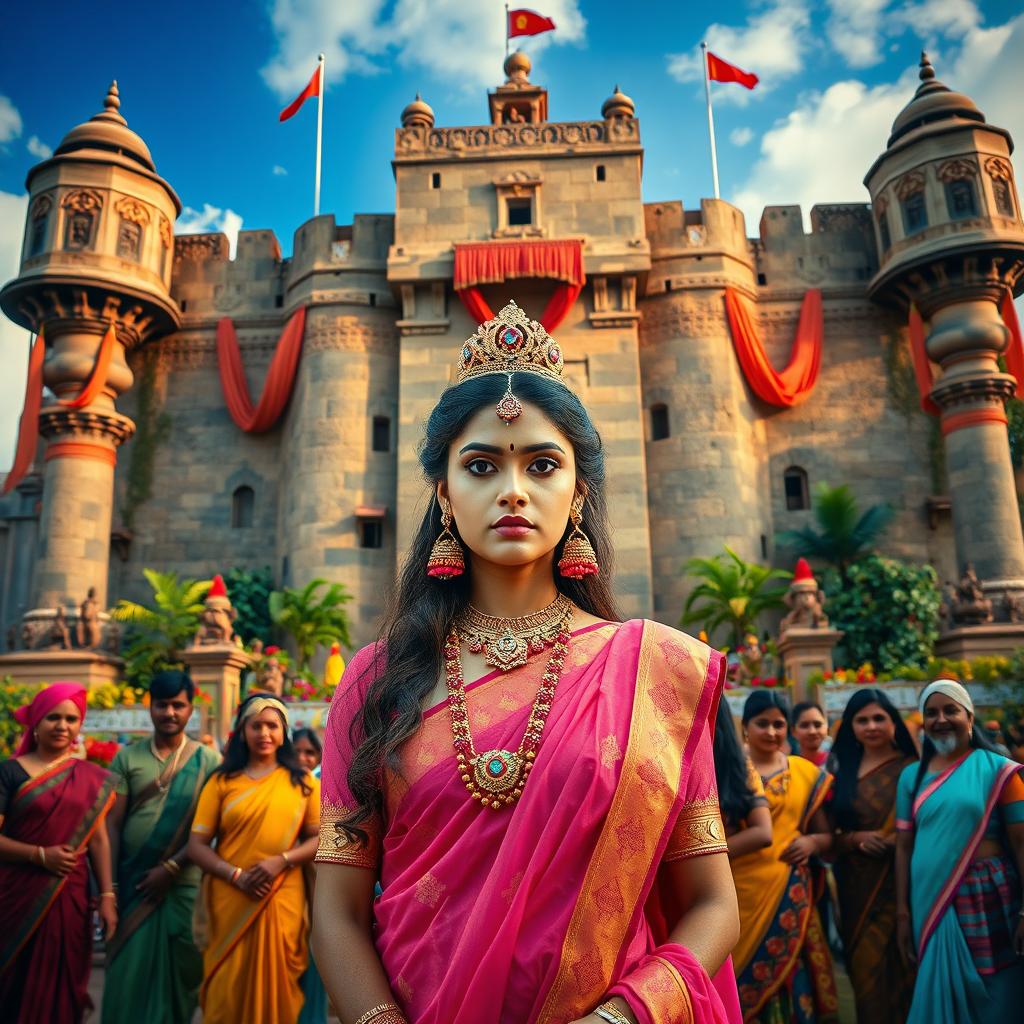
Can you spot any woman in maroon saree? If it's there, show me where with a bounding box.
[0,682,117,1023]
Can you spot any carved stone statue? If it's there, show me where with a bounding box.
[21,621,36,652]
[75,586,101,649]
[253,656,284,697]
[943,563,994,626]
[192,574,237,646]
[46,607,72,650]
[779,559,829,634]
[734,634,765,686]
[1004,590,1024,624]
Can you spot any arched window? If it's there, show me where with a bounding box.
[650,403,670,441]
[231,485,254,528]
[901,192,927,234]
[945,179,977,220]
[783,466,809,511]
[992,177,1015,218]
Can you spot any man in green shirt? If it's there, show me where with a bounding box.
[102,670,221,1024]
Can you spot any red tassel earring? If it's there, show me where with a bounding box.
[426,498,465,579]
[558,498,599,579]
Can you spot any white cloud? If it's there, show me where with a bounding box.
[730,127,754,146]
[175,204,244,259]
[826,0,892,68]
[666,1,811,102]
[272,164,288,176]
[0,191,30,467]
[892,0,982,38]
[26,135,52,160]
[731,12,1024,232]
[0,96,22,144]
[261,0,586,96]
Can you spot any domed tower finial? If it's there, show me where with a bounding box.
[105,81,120,113]
[601,84,635,119]
[400,92,435,129]
[504,50,531,84]
[919,51,935,81]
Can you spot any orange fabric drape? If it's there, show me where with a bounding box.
[215,306,306,433]
[453,239,584,290]
[1001,288,1024,400]
[2,323,116,495]
[456,283,583,334]
[908,305,941,416]
[723,287,823,407]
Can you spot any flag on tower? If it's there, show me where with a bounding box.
[706,51,759,90]
[508,8,556,37]
[279,63,322,121]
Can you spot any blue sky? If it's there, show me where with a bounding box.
[1,0,1023,460]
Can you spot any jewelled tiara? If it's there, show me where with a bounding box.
[457,301,565,386]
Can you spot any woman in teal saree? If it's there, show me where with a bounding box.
[896,679,1024,1024]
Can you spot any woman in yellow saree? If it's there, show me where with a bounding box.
[187,695,320,1023]
[732,691,839,1023]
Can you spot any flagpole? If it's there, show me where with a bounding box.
[505,4,510,57]
[314,53,325,217]
[701,42,721,200]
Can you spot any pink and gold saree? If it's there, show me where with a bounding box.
[317,618,736,1024]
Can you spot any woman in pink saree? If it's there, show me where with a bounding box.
[312,302,740,1024]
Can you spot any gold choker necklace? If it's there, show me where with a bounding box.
[457,593,574,671]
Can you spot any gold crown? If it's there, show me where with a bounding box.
[456,301,565,385]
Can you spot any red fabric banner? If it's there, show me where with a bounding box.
[707,52,759,90]
[453,240,584,290]
[723,287,823,407]
[1001,288,1024,400]
[508,9,556,37]
[216,306,306,432]
[908,305,941,416]
[456,284,582,334]
[2,323,117,495]
[279,65,321,122]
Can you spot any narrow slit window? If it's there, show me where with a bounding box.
[596,165,606,182]
[431,172,441,189]
[360,520,383,549]
[372,416,391,453]
[231,485,255,528]
[507,197,532,226]
[650,403,670,441]
[783,467,809,511]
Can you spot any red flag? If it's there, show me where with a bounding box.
[707,51,759,90]
[279,64,321,122]
[508,8,556,37]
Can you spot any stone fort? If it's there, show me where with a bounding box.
[1,51,1023,658]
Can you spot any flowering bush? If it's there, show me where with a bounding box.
[84,738,120,766]
[86,682,148,710]
[283,671,334,703]
[0,679,45,757]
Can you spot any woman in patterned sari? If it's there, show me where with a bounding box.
[732,691,839,1023]
[311,304,740,1024]
[829,688,917,1023]
[187,695,321,1023]
[896,679,1024,1024]
[0,681,117,1023]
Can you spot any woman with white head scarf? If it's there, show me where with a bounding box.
[895,679,1024,1023]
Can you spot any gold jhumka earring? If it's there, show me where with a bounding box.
[558,496,600,579]
[425,498,465,579]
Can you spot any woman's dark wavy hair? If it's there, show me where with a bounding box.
[742,689,791,726]
[216,694,311,795]
[713,696,757,828]
[342,372,621,844]
[830,688,917,830]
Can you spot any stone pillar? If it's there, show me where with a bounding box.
[927,298,1024,596]
[32,406,134,609]
[778,627,845,703]
[181,645,252,745]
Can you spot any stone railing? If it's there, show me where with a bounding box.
[394,118,640,158]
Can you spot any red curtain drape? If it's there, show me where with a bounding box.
[215,306,306,432]
[453,239,584,290]
[723,287,823,407]
[2,323,116,495]
[908,305,941,416]
[456,283,583,333]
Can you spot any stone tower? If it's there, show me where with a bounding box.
[865,54,1024,654]
[0,83,181,613]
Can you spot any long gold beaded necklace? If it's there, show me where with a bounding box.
[444,600,574,810]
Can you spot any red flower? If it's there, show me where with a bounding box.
[788,882,807,904]
[779,909,798,931]
[765,937,785,957]
[752,962,772,982]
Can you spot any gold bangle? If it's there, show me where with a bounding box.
[100,891,117,901]
[162,859,180,876]
[281,850,291,866]
[595,1002,632,1024]
[353,1003,405,1024]
[37,846,46,867]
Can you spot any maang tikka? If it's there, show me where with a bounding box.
[426,498,465,579]
[558,497,600,579]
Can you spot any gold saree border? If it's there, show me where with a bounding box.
[664,796,728,862]
[315,800,380,869]
[536,622,712,1023]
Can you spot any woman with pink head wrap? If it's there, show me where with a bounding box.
[0,682,118,1022]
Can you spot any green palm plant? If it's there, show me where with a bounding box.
[681,547,792,648]
[269,578,353,672]
[776,483,895,577]
[110,570,211,687]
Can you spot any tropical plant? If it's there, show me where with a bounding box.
[110,570,211,688]
[681,547,792,648]
[821,554,941,672]
[269,578,353,673]
[224,566,275,645]
[776,483,895,577]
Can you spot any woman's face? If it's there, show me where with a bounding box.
[746,707,789,757]
[293,735,321,771]
[35,699,82,754]
[794,707,827,753]
[923,693,972,756]
[441,401,578,572]
[851,701,896,752]
[243,709,285,759]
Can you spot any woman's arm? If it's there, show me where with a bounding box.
[244,822,321,898]
[312,862,401,1022]
[187,829,242,884]
[781,807,833,864]
[895,830,916,964]
[726,805,772,859]
[89,817,117,939]
[663,850,740,974]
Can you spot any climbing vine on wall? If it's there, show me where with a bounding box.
[120,354,170,530]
